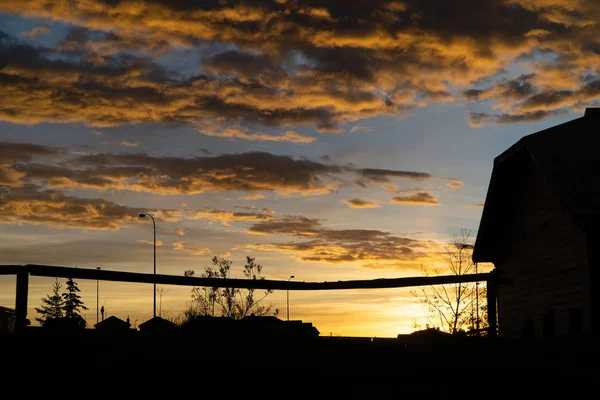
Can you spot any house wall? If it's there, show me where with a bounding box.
[494,154,591,339]
[0,307,16,334]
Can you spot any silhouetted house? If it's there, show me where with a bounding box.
[239,315,282,335]
[240,316,320,338]
[179,315,236,336]
[285,319,320,337]
[180,315,320,339]
[397,327,454,344]
[138,316,177,334]
[94,315,132,334]
[0,306,16,334]
[473,107,600,339]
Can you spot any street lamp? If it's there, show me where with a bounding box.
[287,275,295,322]
[96,266,101,325]
[139,213,156,318]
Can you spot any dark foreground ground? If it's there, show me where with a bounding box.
[4,330,600,397]
[3,328,599,375]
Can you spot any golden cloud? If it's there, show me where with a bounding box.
[172,241,212,256]
[0,186,143,230]
[389,192,439,205]
[137,239,164,246]
[198,126,315,144]
[190,209,275,227]
[244,214,441,265]
[342,198,381,208]
[2,141,433,196]
[0,0,598,130]
[444,178,464,190]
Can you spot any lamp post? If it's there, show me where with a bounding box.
[96,266,101,325]
[287,275,294,321]
[139,213,156,318]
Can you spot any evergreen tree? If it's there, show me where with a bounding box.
[62,277,88,328]
[34,278,64,326]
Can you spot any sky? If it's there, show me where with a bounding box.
[0,0,598,338]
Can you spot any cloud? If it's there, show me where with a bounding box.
[1,1,598,130]
[19,24,51,39]
[389,192,439,205]
[190,209,275,227]
[0,141,62,163]
[239,193,266,201]
[357,168,433,184]
[0,183,185,230]
[469,109,567,126]
[444,178,464,190]
[172,241,212,256]
[198,126,315,144]
[0,185,145,230]
[3,141,433,196]
[342,198,381,208]
[137,239,164,246]
[244,214,440,265]
[0,141,64,186]
[120,140,139,147]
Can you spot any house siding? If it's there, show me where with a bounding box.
[494,155,590,339]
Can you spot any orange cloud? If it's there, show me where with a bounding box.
[1,0,598,130]
[444,178,464,190]
[342,198,381,208]
[239,193,266,200]
[0,186,143,230]
[2,141,433,196]
[137,239,164,246]
[389,192,439,205]
[198,126,315,144]
[190,209,275,227]
[244,214,441,265]
[19,24,51,39]
[172,241,212,256]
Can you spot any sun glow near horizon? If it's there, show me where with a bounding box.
[1,0,597,337]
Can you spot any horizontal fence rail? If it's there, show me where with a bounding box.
[0,264,510,290]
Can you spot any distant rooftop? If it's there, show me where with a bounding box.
[585,107,600,117]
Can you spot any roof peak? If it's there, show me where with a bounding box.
[584,107,600,117]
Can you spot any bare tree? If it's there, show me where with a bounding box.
[157,288,168,317]
[411,229,487,335]
[236,256,277,318]
[182,255,279,322]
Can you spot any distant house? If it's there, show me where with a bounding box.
[138,316,177,334]
[240,316,320,338]
[473,108,600,339]
[94,315,133,334]
[0,306,16,334]
[179,315,320,338]
[284,319,321,338]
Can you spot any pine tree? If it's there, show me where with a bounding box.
[35,278,64,326]
[62,277,88,328]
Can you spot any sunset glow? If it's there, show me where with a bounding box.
[1,0,598,337]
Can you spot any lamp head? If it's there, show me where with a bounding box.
[290,275,295,279]
[139,213,146,218]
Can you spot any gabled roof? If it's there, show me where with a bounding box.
[138,316,177,331]
[94,315,129,330]
[473,108,600,263]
